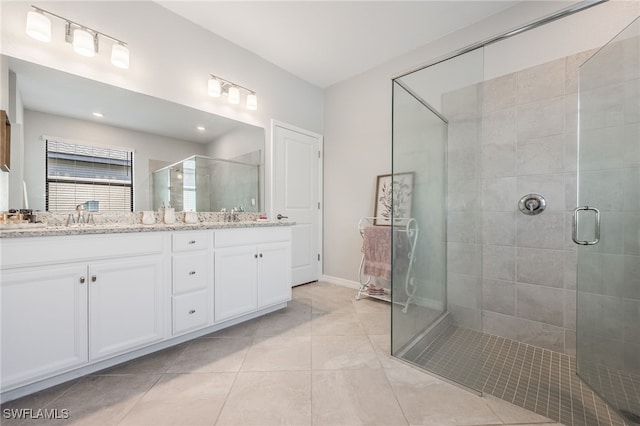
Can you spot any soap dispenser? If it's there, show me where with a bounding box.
[163,203,175,224]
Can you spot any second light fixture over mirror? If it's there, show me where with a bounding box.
[208,74,257,111]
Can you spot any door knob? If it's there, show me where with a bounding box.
[276,214,288,220]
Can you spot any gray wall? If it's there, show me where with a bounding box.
[441,44,638,357]
[478,51,592,355]
[442,80,484,333]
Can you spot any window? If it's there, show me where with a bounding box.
[181,158,196,211]
[46,140,133,211]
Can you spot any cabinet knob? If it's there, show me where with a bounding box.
[188,309,196,314]
[188,271,197,275]
[80,276,86,284]
[259,253,263,258]
[189,240,196,244]
[91,275,97,282]
[254,253,258,258]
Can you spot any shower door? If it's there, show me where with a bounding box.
[576,17,640,424]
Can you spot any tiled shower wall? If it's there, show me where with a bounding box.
[446,48,598,356]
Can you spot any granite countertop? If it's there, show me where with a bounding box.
[0,220,295,238]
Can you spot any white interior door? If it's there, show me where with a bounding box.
[272,121,322,286]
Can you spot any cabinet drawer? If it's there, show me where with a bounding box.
[172,252,209,294]
[173,291,208,335]
[1,233,167,269]
[215,227,291,248]
[172,231,212,252]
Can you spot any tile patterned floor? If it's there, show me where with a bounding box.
[2,282,564,426]
[410,325,638,426]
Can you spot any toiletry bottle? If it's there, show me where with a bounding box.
[164,203,175,224]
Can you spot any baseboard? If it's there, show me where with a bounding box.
[320,276,444,311]
[320,274,360,289]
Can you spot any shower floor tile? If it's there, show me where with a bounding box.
[409,326,639,426]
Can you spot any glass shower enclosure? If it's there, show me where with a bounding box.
[390,11,640,425]
[575,17,640,424]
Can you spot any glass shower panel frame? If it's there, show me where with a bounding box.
[391,45,485,393]
[576,17,640,424]
[391,80,448,355]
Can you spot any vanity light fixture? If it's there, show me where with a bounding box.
[227,86,240,104]
[207,74,258,111]
[207,78,222,97]
[25,8,51,42]
[111,43,130,69]
[71,27,96,57]
[246,93,258,111]
[25,5,130,69]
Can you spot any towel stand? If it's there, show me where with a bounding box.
[356,217,418,313]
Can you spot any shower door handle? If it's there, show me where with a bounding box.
[572,206,600,245]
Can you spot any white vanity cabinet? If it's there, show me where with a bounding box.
[88,255,165,360]
[1,265,88,390]
[214,227,292,322]
[171,230,213,335]
[0,224,293,400]
[0,232,168,389]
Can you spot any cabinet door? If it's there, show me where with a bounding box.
[214,245,258,322]
[1,265,88,390]
[89,255,164,360]
[257,242,292,308]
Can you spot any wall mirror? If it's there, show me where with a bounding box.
[4,55,265,212]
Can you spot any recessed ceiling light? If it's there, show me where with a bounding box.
[196,126,205,131]
[92,112,103,118]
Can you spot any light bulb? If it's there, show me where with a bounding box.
[246,93,258,110]
[227,86,240,104]
[26,10,51,42]
[208,78,221,97]
[111,43,129,69]
[73,28,95,57]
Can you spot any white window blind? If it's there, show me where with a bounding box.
[46,140,133,211]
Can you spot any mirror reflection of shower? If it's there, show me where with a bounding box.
[152,154,261,213]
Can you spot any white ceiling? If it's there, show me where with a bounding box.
[156,1,521,88]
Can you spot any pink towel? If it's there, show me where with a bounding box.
[362,226,391,280]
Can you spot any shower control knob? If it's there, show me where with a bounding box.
[518,194,546,215]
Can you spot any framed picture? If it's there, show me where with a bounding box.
[374,172,414,226]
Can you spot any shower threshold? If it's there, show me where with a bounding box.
[401,325,637,426]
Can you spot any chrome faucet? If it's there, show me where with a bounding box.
[221,207,242,222]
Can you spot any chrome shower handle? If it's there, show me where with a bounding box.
[572,206,600,245]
